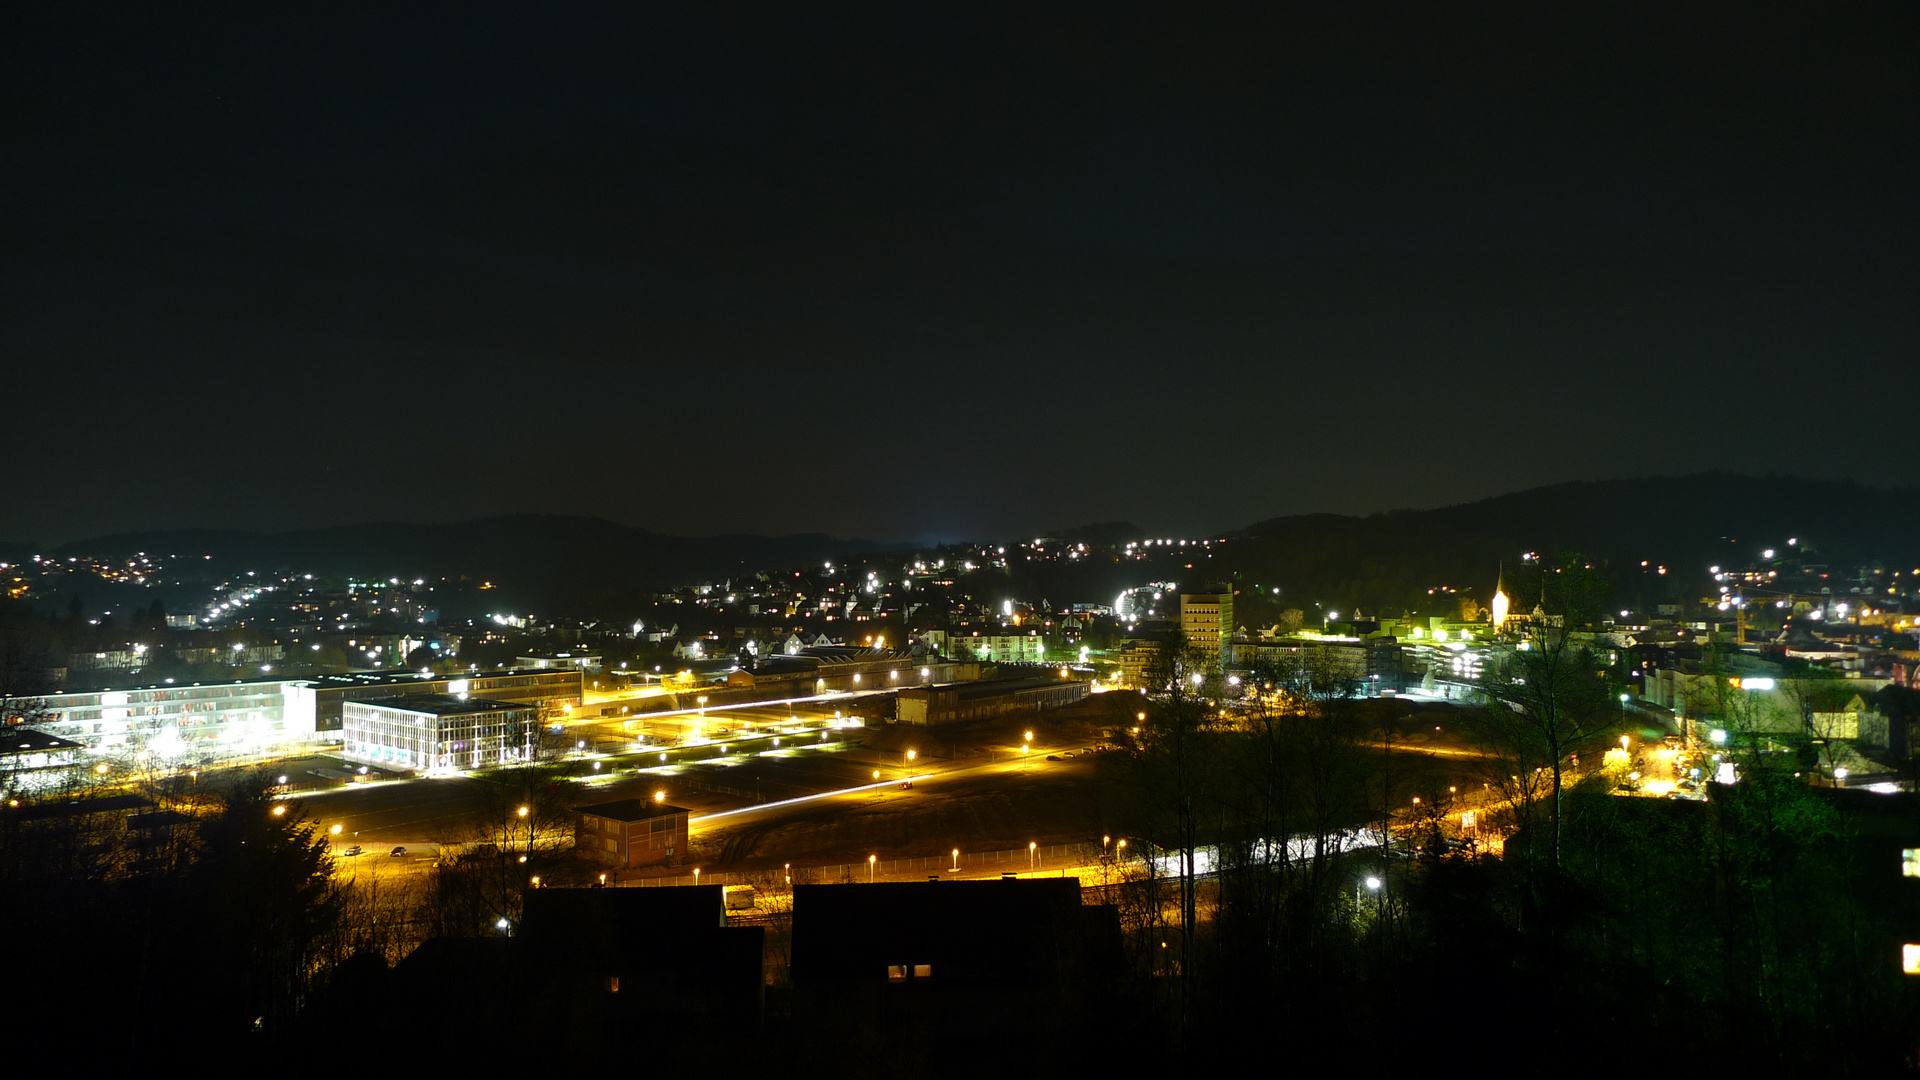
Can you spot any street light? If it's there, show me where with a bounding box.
[271,805,286,817]
[951,848,960,872]
[869,854,877,882]
[330,824,342,836]
[1029,840,1037,869]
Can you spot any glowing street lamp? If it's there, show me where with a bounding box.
[951,848,960,871]
[869,854,877,882]
[1029,840,1037,868]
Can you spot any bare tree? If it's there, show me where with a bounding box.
[1473,555,1620,870]
[0,632,53,728]
[1132,629,1212,1029]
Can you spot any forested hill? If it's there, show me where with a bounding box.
[39,516,899,614]
[1215,473,1920,619]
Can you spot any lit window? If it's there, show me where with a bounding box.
[887,965,907,981]
[1906,945,1920,975]
[1903,850,1920,878]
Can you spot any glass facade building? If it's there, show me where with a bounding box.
[341,695,538,773]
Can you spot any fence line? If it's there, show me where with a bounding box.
[623,841,1096,889]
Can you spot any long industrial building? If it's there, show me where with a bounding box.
[895,676,1090,726]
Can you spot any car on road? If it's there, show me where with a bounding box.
[389,846,407,857]
[343,845,363,857]
[1046,755,1061,761]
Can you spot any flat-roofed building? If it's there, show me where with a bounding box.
[574,798,692,869]
[896,676,1090,726]
[26,678,302,756]
[946,629,1046,663]
[285,667,583,734]
[1181,585,1233,671]
[515,653,602,674]
[342,694,538,772]
[16,667,580,759]
[0,729,83,786]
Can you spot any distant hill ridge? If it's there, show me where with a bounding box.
[34,514,901,613]
[12,474,1916,616]
[1219,473,1920,615]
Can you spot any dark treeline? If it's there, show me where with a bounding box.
[0,763,597,1066]
[1098,617,1920,1073]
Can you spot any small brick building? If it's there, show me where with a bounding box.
[574,798,691,869]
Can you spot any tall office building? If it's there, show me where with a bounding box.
[1180,585,1233,671]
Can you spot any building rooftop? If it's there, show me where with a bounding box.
[349,694,530,716]
[575,798,693,822]
[0,730,83,755]
[904,676,1080,700]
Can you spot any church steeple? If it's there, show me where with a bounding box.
[1491,562,1511,631]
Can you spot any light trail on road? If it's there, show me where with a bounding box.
[692,773,932,824]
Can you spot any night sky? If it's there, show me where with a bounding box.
[5,4,1914,545]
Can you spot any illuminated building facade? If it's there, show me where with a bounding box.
[1180,585,1233,670]
[285,668,583,734]
[575,798,692,869]
[27,679,301,755]
[341,694,538,772]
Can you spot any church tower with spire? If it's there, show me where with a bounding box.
[1490,563,1511,632]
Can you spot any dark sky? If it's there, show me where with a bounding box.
[4,4,1915,545]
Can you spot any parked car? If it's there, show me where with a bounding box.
[343,845,363,857]
[389,846,407,857]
